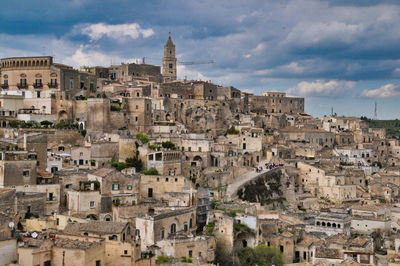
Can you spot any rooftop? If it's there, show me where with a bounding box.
[63,221,128,235]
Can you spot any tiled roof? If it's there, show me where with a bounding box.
[63,221,128,235]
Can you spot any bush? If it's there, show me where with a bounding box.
[142,168,159,175]
[226,126,239,135]
[157,255,169,263]
[148,144,161,151]
[110,161,128,171]
[234,223,254,235]
[372,161,382,168]
[126,157,143,172]
[40,120,53,128]
[238,245,284,266]
[136,133,149,144]
[162,141,176,150]
[182,257,192,263]
[110,105,122,112]
[205,221,215,236]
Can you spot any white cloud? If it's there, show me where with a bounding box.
[81,23,154,41]
[360,84,400,98]
[287,80,356,97]
[177,65,209,81]
[62,45,140,68]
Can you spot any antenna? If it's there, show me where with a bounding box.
[374,101,378,120]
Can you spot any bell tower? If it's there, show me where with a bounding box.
[162,32,177,81]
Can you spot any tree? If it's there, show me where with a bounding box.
[238,245,284,266]
[126,157,143,172]
[161,141,176,150]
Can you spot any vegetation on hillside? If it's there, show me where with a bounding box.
[361,117,400,138]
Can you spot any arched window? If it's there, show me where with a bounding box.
[184,224,188,232]
[322,222,326,226]
[316,221,320,226]
[189,218,193,228]
[327,222,331,227]
[171,223,176,234]
[332,223,336,228]
[337,224,341,228]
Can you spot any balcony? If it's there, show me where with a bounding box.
[17,83,27,89]
[48,82,58,89]
[33,83,43,88]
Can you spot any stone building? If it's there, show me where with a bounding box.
[0,151,37,187]
[306,212,351,236]
[62,221,138,266]
[146,150,182,176]
[0,56,97,100]
[18,238,105,266]
[135,207,197,251]
[249,92,304,114]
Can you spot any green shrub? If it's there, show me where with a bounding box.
[136,133,149,144]
[110,105,122,111]
[162,141,176,150]
[142,168,159,175]
[157,255,169,263]
[226,126,240,135]
[182,257,192,263]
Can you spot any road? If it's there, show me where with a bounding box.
[226,160,272,199]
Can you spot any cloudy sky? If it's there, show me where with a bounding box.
[1,0,400,119]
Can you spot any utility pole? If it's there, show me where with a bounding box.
[374,101,378,120]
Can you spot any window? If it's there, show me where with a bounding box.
[161,230,165,239]
[80,152,83,157]
[70,80,74,89]
[136,105,138,109]
[112,184,120,190]
[127,185,132,190]
[198,147,202,152]
[23,170,29,176]
[109,234,117,240]
[188,250,192,258]
[171,223,176,234]
[169,63,173,69]
[189,218,193,228]
[148,188,153,198]
[124,250,128,255]
[50,78,57,86]
[165,178,169,182]
[184,224,188,232]
[90,201,95,208]
[188,147,192,152]
[56,218,59,225]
